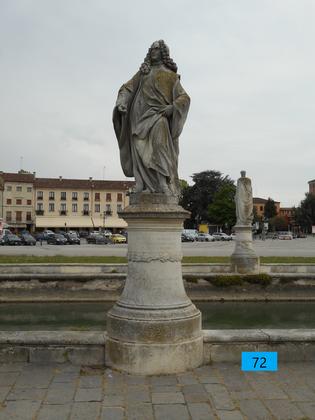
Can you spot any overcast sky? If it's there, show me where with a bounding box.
[1,0,314,207]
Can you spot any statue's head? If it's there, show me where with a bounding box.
[241,170,246,178]
[140,40,177,75]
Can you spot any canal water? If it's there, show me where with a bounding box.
[0,302,314,330]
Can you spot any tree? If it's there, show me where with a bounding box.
[208,183,236,229]
[264,198,277,219]
[179,170,235,228]
[269,215,288,231]
[294,193,315,232]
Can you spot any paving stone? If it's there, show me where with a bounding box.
[51,372,79,383]
[0,386,11,402]
[0,400,41,420]
[126,403,154,420]
[74,387,102,402]
[100,406,125,420]
[205,383,235,410]
[177,373,199,385]
[297,402,315,419]
[230,390,259,400]
[79,375,103,388]
[187,402,216,419]
[44,385,76,404]
[216,410,245,420]
[238,399,271,419]
[0,372,20,387]
[126,387,150,404]
[150,375,178,386]
[103,394,124,406]
[284,384,315,401]
[70,402,101,419]
[151,384,180,393]
[248,378,288,399]
[152,392,185,404]
[264,399,305,419]
[6,387,46,401]
[154,404,190,420]
[14,372,53,389]
[125,375,148,385]
[182,384,209,403]
[0,363,26,373]
[104,384,126,395]
[37,403,72,420]
[198,375,222,384]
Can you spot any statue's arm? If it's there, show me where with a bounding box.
[171,77,191,138]
[115,72,140,113]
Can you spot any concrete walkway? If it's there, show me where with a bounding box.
[0,362,314,419]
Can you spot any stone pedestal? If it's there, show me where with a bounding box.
[231,225,260,274]
[106,193,203,375]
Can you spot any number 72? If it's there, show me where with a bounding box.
[252,357,267,368]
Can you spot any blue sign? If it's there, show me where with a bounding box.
[241,352,278,371]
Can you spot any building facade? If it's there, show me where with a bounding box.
[308,179,315,195]
[0,172,134,232]
[253,197,280,218]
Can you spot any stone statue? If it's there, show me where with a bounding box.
[113,40,190,196]
[235,171,253,226]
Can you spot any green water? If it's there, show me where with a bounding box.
[0,302,314,330]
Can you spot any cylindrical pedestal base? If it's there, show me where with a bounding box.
[231,225,260,274]
[106,193,203,375]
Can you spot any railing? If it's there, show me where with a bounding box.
[82,210,90,216]
[105,210,112,216]
[36,210,44,215]
[59,210,67,215]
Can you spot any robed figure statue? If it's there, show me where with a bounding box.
[113,40,190,196]
[235,171,254,226]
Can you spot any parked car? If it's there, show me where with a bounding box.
[111,234,127,244]
[20,233,36,246]
[47,234,68,245]
[86,233,111,244]
[278,232,293,240]
[1,234,22,246]
[63,233,81,245]
[196,233,214,242]
[181,233,195,242]
[212,232,232,241]
[182,229,199,240]
[266,232,278,239]
[78,230,89,238]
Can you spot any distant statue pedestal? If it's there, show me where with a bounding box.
[106,193,203,375]
[231,225,260,274]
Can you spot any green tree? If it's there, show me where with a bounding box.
[264,198,277,219]
[179,170,235,228]
[208,183,236,229]
[269,215,288,231]
[294,193,315,232]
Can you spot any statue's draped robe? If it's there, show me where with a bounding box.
[235,177,253,226]
[113,65,190,194]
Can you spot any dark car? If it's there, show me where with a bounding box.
[86,233,111,244]
[64,233,81,245]
[1,234,22,246]
[47,234,68,245]
[20,233,36,246]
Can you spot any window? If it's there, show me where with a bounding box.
[27,187,32,193]
[72,203,78,213]
[60,192,66,201]
[49,191,55,200]
[117,204,122,213]
[106,204,112,215]
[117,193,123,202]
[83,203,89,215]
[83,192,89,201]
[16,199,22,205]
[37,191,43,200]
[6,199,12,205]
[6,211,12,222]
[6,185,12,191]
[16,186,22,192]
[26,212,32,221]
[72,192,78,201]
[260,206,263,211]
[37,203,43,211]
[95,192,100,201]
[27,200,32,205]
[95,204,100,213]
[60,203,67,211]
[49,203,55,212]
[106,193,111,202]
[16,211,22,222]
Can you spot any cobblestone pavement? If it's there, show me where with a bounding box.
[0,362,315,419]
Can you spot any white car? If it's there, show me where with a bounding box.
[278,232,293,240]
[212,232,233,241]
[196,233,214,242]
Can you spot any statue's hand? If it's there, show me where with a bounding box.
[162,104,173,118]
[118,104,127,114]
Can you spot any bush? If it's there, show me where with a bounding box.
[209,273,272,287]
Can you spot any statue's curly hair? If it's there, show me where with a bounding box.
[140,40,177,75]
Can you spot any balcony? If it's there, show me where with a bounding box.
[49,197,55,201]
[105,210,112,216]
[72,197,78,201]
[83,197,89,201]
[82,210,90,216]
[37,196,43,201]
[59,210,67,216]
[36,210,44,216]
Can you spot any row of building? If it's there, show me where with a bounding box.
[0,171,134,232]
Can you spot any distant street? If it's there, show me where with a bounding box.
[0,237,315,257]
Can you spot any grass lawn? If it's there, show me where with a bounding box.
[0,255,315,264]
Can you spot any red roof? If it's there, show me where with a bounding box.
[0,172,35,183]
[34,178,134,190]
